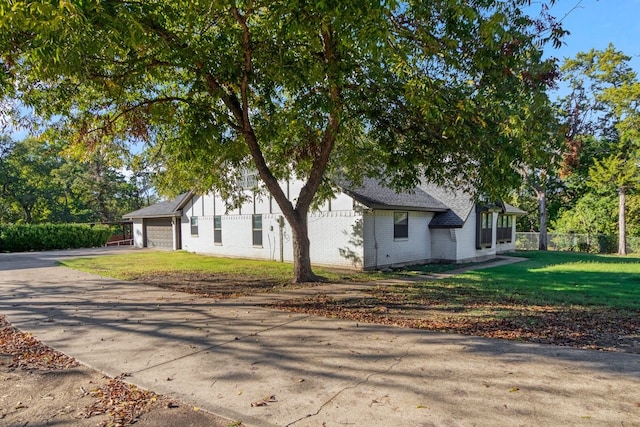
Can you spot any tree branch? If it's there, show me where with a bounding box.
[296,25,342,212]
[82,96,188,137]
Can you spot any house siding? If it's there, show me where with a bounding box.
[363,210,433,270]
[455,209,497,262]
[179,191,364,269]
[430,228,459,261]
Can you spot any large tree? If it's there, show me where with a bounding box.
[1,0,562,282]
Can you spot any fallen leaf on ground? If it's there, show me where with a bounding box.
[251,395,277,407]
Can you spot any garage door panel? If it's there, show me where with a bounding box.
[144,218,173,249]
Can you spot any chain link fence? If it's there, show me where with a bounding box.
[516,232,640,254]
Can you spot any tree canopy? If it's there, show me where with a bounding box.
[0,134,148,224]
[554,45,640,254]
[1,0,563,281]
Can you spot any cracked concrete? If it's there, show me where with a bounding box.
[286,344,414,426]
[1,248,639,426]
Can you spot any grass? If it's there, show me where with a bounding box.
[409,251,640,310]
[61,250,640,309]
[59,250,382,285]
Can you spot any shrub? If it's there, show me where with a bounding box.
[0,224,111,252]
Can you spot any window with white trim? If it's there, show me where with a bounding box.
[394,212,409,239]
[190,217,199,236]
[252,214,263,246]
[213,215,222,244]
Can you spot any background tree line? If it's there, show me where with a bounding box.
[0,133,156,224]
[513,44,640,254]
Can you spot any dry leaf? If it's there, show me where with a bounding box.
[251,395,276,407]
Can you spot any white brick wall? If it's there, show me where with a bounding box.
[362,210,433,269]
[430,228,458,261]
[180,191,364,269]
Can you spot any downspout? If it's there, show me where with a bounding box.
[373,209,378,269]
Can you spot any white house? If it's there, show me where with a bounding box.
[124,178,524,270]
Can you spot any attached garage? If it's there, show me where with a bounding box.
[123,192,191,250]
[144,218,174,249]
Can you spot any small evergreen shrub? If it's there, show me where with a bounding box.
[0,224,111,252]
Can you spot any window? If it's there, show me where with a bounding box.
[252,214,263,246]
[394,212,409,239]
[497,214,512,243]
[236,169,259,190]
[190,216,199,236]
[476,209,492,249]
[214,215,222,244]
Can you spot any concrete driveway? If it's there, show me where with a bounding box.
[1,248,639,426]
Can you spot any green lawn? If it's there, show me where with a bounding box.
[61,250,640,309]
[60,250,379,285]
[436,251,640,309]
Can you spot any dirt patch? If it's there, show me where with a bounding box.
[267,286,640,354]
[0,316,240,427]
[135,271,317,298]
[133,272,640,354]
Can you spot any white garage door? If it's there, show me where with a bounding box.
[144,218,174,249]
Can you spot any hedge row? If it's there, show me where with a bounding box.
[0,224,112,252]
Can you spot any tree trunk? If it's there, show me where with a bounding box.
[288,210,320,283]
[212,19,340,284]
[23,206,33,224]
[536,186,548,251]
[619,187,627,256]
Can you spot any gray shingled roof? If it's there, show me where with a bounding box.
[340,178,448,212]
[503,202,527,215]
[419,182,475,229]
[123,192,191,219]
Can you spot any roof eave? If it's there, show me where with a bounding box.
[428,224,464,229]
[363,202,449,213]
[123,211,182,220]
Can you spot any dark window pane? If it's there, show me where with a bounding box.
[252,214,262,246]
[394,212,408,239]
[253,214,262,229]
[496,214,512,243]
[253,230,262,246]
[214,215,222,243]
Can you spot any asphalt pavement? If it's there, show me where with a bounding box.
[1,248,639,426]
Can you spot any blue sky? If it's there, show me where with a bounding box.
[543,0,640,69]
